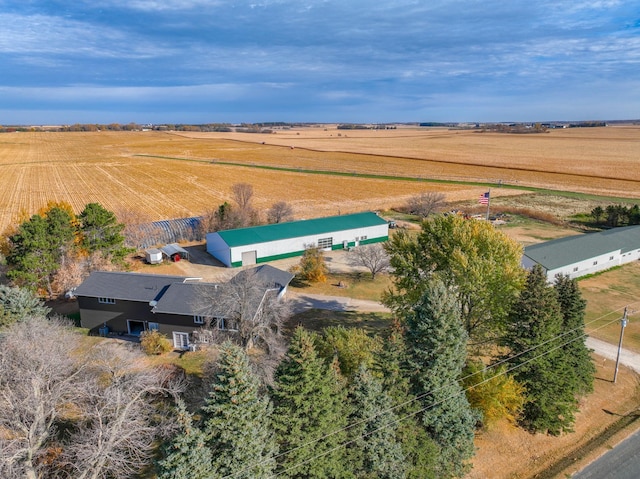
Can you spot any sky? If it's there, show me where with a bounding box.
[1,0,639,125]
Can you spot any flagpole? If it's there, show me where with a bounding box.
[485,188,491,221]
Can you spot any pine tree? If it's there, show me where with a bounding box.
[405,278,476,478]
[271,327,351,478]
[78,202,130,261]
[156,399,213,479]
[347,365,406,479]
[7,214,60,295]
[374,320,438,479]
[502,265,578,435]
[554,274,596,396]
[201,342,277,479]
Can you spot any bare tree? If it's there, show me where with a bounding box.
[405,191,447,219]
[0,316,86,479]
[52,251,119,297]
[195,269,291,354]
[116,208,163,250]
[0,316,184,479]
[231,183,254,211]
[347,243,390,279]
[266,201,294,224]
[61,345,184,479]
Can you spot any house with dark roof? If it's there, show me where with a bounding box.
[206,211,389,267]
[522,225,640,281]
[74,266,293,349]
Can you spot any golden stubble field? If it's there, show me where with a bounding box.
[0,126,638,233]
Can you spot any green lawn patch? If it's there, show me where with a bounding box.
[286,309,393,336]
[290,272,392,302]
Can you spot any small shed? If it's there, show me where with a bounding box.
[145,248,163,264]
[161,243,190,262]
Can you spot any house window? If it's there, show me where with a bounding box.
[609,256,614,260]
[218,318,238,331]
[194,315,205,325]
[360,235,367,241]
[593,261,598,265]
[172,332,190,350]
[573,267,579,272]
[317,237,333,249]
[98,297,115,304]
[148,322,159,331]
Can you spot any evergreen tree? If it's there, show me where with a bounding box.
[554,274,596,396]
[0,284,51,327]
[502,265,578,435]
[156,399,213,479]
[78,202,130,261]
[374,320,438,479]
[201,342,277,479]
[347,365,406,479]
[405,279,476,478]
[271,327,351,478]
[44,206,77,262]
[7,214,60,294]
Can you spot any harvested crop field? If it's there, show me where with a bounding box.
[0,126,638,234]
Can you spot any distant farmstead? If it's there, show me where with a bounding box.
[206,212,389,267]
[522,225,640,281]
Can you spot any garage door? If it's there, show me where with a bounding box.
[241,250,257,266]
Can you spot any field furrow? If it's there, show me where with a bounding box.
[0,128,638,235]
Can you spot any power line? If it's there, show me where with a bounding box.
[221,300,637,479]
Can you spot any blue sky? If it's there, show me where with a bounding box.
[1,0,639,124]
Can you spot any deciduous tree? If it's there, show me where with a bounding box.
[384,215,525,345]
[267,201,294,224]
[405,192,447,219]
[347,243,390,279]
[291,244,328,283]
[316,326,382,379]
[462,361,526,429]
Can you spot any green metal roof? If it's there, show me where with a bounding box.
[217,212,388,248]
[523,225,640,270]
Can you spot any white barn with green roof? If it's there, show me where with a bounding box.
[206,212,389,267]
[522,225,640,281]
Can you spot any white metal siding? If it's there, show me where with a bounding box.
[206,232,233,267]
[228,223,388,265]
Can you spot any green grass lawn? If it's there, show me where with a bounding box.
[580,261,640,353]
[289,271,393,302]
[286,309,393,336]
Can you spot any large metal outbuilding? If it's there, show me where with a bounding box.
[206,211,389,267]
[522,225,640,281]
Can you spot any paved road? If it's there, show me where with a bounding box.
[586,337,640,373]
[572,429,640,479]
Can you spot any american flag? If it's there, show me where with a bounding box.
[478,191,490,205]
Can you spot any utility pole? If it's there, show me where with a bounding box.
[613,306,628,383]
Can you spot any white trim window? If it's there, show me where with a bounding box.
[172,332,190,350]
[194,315,205,325]
[318,237,333,249]
[98,297,116,304]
